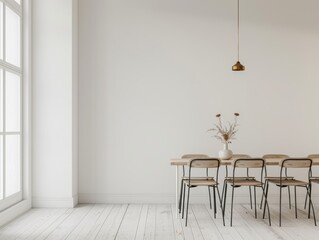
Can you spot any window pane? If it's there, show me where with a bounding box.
[5,71,20,132]
[0,2,3,60]
[0,136,3,200]
[5,6,21,67]
[5,135,20,197]
[0,69,3,132]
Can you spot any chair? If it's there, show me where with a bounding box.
[222,154,255,209]
[179,154,220,214]
[222,158,271,227]
[304,154,319,210]
[264,158,316,226]
[182,158,221,226]
[260,154,293,209]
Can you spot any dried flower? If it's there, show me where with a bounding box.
[208,113,240,143]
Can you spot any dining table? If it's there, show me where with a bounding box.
[170,156,319,218]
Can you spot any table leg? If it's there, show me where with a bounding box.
[176,165,180,218]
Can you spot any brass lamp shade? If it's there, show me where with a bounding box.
[232,61,245,71]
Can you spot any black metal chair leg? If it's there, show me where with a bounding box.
[279,186,282,227]
[208,186,212,210]
[182,183,186,219]
[247,168,253,209]
[310,197,317,226]
[221,185,225,206]
[260,186,264,209]
[285,167,292,209]
[213,186,217,218]
[221,179,227,210]
[221,184,225,206]
[266,198,272,226]
[179,179,184,213]
[304,189,308,210]
[310,200,317,226]
[221,166,228,207]
[261,186,271,226]
[230,186,235,227]
[263,180,269,219]
[249,186,253,209]
[308,184,312,219]
[260,166,268,209]
[306,185,317,226]
[222,182,228,226]
[288,186,292,209]
[305,186,309,214]
[216,186,222,206]
[185,187,191,226]
[254,186,257,218]
[294,186,297,218]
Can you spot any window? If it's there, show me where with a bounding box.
[0,0,22,211]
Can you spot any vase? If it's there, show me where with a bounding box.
[218,142,233,160]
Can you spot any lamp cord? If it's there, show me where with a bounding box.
[237,0,240,61]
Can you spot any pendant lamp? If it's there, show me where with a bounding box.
[232,0,245,71]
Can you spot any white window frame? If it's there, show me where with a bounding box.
[0,0,23,212]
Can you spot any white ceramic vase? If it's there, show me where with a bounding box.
[218,142,233,160]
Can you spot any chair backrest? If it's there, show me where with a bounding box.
[182,154,209,159]
[280,158,312,168]
[181,154,209,176]
[188,159,220,182]
[232,154,251,159]
[232,158,265,183]
[308,154,319,158]
[232,158,264,168]
[263,154,289,158]
[189,158,220,168]
[279,158,312,182]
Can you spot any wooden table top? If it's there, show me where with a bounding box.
[170,157,319,166]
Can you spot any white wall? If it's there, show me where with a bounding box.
[32,0,78,207]
[78,0,319,203]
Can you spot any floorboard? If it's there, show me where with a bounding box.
[66,204,107,240]
[95,204,128,240]
[116,204,142,240]
[143,204,156,240]
[155,205,175,240]
[45,204,93,240]
[135,205,148,240]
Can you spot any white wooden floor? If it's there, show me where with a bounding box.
[0,204,318,240]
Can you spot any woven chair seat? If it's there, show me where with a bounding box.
[182,176,214,180]
[268,179,308,187]
[264,176,294,180]
[226,178,263,187]
[186,179,218,187]
[225,176,255,181]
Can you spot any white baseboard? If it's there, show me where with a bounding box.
[32,195,79,208]
[79,193,319,204]
[79,193,177,204]
[0,200,31,227]
[72,194,79,206]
